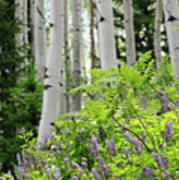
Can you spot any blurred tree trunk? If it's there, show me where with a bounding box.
[38,0,62,142]
[154,0,163,68]
[64,0,71,112]
[30,0,35,55]
[96,0,117,70]
[34,0,46,80]
[72,0,82,111]
[90,0,96,69]
[163,0,179,77]
[15,0,23,48]
[59,0,66,114]
[123,0,136,66]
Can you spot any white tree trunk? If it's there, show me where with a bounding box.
[154,0,163,68]
[123,0,136,66]
[22,0,28,45]
[15,0,23,48]
[34,0,46,80]
[96,0,117,70]
[38,0,63,143]
[59,0,66,114]
[30,0,35,54]
[163,0,179,77]
[72,0,82,111]
[64,0,71,112]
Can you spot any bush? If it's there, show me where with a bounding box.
[5,53,179,180]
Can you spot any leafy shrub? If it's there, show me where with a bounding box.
[5,53,179,180]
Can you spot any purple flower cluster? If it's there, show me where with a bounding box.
[124,132,141,154]
[162,122,173,142]
[107,140,116,154]
[92,168,101,180]
[152,153,168,168]
[142,166,154,179]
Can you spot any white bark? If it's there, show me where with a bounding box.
[22,0,28,45]
[154,0,163,68]
[38,0,63,142]
[96,0,117,70]
[123,0,136,66]
[15,0,23,48]
[34,0,46,80]
[30,0,35,54]
[59,0,66,114]
[72,0,82,111]
[163,0,179,77]
[64,0,71,112]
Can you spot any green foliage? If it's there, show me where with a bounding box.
[0,1,42,171]
[9,52,179,180]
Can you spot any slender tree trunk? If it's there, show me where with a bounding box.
[96,0,117,70]
[34,0,46,80]
[30,0,35,55]
[15,0,23,48]
[154,0,163,68]
[72,0,82,111]
[64,0,71,112]
[59,0,66,114]
[123,0,136,66]
[90,0,96,69]
[163,0,179,77]
[22,0,28,45]
[38,0,63,142]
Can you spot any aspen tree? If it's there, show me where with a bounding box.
[72,0,82,111]
[38,0,63,142]
[123,0,136,66]
[163,0,179,77]
[34,0,46,80]
[96,0,117,70]
[154,0,163,68]
[64,0,71,112]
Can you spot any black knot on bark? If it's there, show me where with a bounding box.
[167,15,176,22]
[100,16,105,22]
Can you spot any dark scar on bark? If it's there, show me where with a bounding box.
[44,84,53,90]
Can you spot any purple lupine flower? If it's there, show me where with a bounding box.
[89,146,97,157]
[152,153,161,166]
[107,140,116,154]
[72,176,78,180]
[81,128,85,133]
[72,161,79,169]
[163,171,170,179]
[124,132,132,142]
[92,168,101,180]
[45,167,51,177]
[163,131,171,141]
[165,122,172,135]
[142,166,154,179]
[161,95,169,112]
[124,148,130,157]
[54,168,61,180]
[43,159,48,164]
[64,157,69,163]
[81,161,87,167]
[132,139,141,154]
[113,176,119,180]
[136,173,141,180]
[81,157,87,161]
[91,137,98,150]
[98,156,105,174]
[16,154,23,166]
[159,143,163,149]
[157,89,162,94]
[160,154,168,168]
